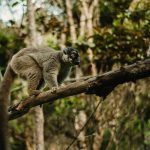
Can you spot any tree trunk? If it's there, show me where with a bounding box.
[66,0,83,79]
[27,0,36,47]
[0,55,14,150]
[0,90,8,150]
[66,0,77,44]
[79,8,86,38]
[27,0,45,150]
[33,107,45,150]
[60,29,66,49]
[74,111,87,149]
[80,0,98,76]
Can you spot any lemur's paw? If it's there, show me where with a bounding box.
[29,90,41,96]
[50,87,58,93]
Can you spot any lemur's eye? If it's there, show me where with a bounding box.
[71,54,75,58]
[71,51,78,57]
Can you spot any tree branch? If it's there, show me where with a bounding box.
[9,59,150,120]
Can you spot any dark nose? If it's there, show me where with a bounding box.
[75,58,80,66]
[75,61,80,65]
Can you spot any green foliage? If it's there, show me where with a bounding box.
[0,24,25,69]
[46,33,60,49]
[54,96,85,115]
[0,0,150,149]
[100,0,131,26]
[44,96,85,118]
[145,120,150,145]
[9,119,28,150]
[9,120,25,135]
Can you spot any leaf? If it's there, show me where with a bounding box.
[12,1,19,7]
[113,19,121,26]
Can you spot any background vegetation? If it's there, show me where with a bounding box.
[0,0,150,149]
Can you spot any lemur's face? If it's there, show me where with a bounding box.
[63,47,80,65]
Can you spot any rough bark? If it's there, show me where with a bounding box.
[0,86,9,150]
[27,0,45,150]
[27,0,36,47]
[0,65,15,149]
[66,0,77,43]
[33,107,45,150]
[8,59,150,120]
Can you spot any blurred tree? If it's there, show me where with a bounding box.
[0,0,150,149]
[27,0,44,150]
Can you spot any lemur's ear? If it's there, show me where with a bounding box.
[63,48,68,54]
[63,47,77,54]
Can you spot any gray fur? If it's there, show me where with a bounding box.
[10,47,80,95]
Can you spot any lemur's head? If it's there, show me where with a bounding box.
[62,47,80,66]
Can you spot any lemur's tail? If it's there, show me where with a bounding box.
[0,64,16,102]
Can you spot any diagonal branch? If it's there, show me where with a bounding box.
[9,59,150,120]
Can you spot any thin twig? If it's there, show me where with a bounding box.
[65,98,103,150]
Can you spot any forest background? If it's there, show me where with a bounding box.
[0,0,150,149]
